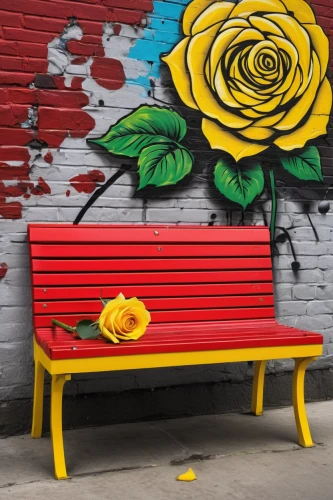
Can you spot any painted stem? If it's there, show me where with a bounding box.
[269,169,277,245]
[73,163,133,225]
[52,319,76,333]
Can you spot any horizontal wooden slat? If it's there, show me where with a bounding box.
[28,225,270,244]
[39,331,318,348]
[38,330,316,349]
[28,224,268,229]
[35,326,323,360]
[38,326,304,344]
[30,244,271,258]
[34,283,274,301]
[34,307,275,327]
[32,270,273,286]
[34,319,309,337]
[146,318,278,331]
[34,295,274,315]
[46,337,322,359]
[32,257,272,273]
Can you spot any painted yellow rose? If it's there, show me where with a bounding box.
[162,0,332,161]
[99,293,151,344]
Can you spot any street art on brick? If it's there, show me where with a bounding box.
[0,0,333,434]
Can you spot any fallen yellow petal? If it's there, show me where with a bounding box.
[177,468,197,482]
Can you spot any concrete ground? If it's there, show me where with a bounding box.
[1,401,333,500]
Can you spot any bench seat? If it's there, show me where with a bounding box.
[35,321,323,360]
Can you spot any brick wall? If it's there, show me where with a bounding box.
[0,0,333,430]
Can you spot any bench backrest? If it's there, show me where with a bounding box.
[28,224,275,330]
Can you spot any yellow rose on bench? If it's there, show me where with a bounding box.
[99,293,151,344]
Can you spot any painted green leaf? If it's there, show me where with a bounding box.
[76,320,100,340]
[137,144,193,190]
[214,160,264,210]
[88,106,187,157]
[279,146,323,182]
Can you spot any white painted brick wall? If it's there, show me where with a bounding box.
[2,194,333,401]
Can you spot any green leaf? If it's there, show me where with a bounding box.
[279,146,323,182]
[76,320,100,340]
[137,144,193,190]
[214,159,264,210]
[88,106,187,157]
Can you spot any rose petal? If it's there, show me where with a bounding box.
[191,1,236,35]
[241,108,266,118]
[274,77,332,150]
[187,25,253,129]
[230,87,265,107]
[238,126,275,140]
[248,16,284,37]
[274,51,320,131]
[182,0,223,36]
[254,111,285,127]
[219,18,250,33]
[161,38,198,110]
[247,43,278,76]
[202,118,269,161]
[265,36,298,96]
[102,326,119,343]
[304,24,329,81]
[114,311,125,334]
[280,67,302,105]
[208,27,245,88]
[280,0,316,24]
[214,68,247,109]
[265,14,311,96]
[253,94,283,113]
[99,293,125,331]
[228,28,265,51]
[231,0,287,18]
[234,78,283,104]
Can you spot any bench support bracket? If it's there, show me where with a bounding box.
[292,357,316,448]
[51,374,71,479]
[251,360,267,416]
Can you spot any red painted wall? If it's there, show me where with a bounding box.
[0,0,153,219]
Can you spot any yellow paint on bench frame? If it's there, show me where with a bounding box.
[34,340,322,374]
[31,338,322,480]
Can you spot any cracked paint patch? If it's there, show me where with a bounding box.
[44,152,53,164]
[70,170,105,194]
[0,263,8,279]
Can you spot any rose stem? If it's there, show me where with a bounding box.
[269,168,277,250]
[73,164,132,225]
[52,319,76,333]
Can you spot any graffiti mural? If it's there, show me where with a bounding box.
[85,0,332,242]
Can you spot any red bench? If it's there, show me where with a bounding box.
[28,223,323,479]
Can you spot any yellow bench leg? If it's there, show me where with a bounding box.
[31,360,45,438]
[251,360,267,416]
[292,357,316,448]
[51,374,71,480]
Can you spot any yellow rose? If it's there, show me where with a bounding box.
[99,293,151,344]
[162,0,332,161]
